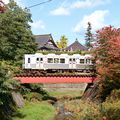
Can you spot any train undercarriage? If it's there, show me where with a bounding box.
[17,68,96,77]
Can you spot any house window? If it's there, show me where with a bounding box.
[48,58,53,63]
[28,58,30,63]
[60,58,65,63]
[80,59,84,64]
[54,58,59,63]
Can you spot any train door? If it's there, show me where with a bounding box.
[36,57,43,69]
[26,57,31,68]
[69,58,76,69]
[69,58,72,69]
[40,58,43,69]
[72,58,76,69]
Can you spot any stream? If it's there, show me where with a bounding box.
[54,100,73,120]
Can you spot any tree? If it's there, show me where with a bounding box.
[95,26,120,98]
[85,22,93,49]
[82,26,120,102]
[56,35,68,49]
[0,0,37,65]
[0,61,20,119]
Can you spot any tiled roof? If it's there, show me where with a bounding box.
[65,40,87,51]
[34,34,59,50]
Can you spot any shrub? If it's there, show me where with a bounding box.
[103,100,120,120]
[64,96,120,120]
[64,100,102,120]
[102,89,120,120]
[23,92,43,102]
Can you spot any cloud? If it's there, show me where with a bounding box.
[3,0,9,4]
[3,0,25,7]
[50,7,70,16]
[50,0,110,16]
[30,20,45,30]
[73,10,109,33]
[71,0,92,9]
[71,0,110,9]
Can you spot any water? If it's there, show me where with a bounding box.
[54,101,73,120]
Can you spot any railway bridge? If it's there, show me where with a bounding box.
[16,76,96,84]
[16,75,97,91]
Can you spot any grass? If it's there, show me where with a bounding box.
[12,101,56,120]
[49,90,83,99]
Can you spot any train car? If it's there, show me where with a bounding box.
[23,53,94,73]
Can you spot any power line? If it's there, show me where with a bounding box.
[28,0,52,8]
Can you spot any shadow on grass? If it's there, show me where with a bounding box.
[72,96,82,100]
[12,111,26,119]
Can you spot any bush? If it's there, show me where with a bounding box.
[64,100,102,120]
[102,89,120,120]
[103,100,120,120]
[20,83,48,95]
[64,95,120,120]
[105,89,120,102]
[23,92,43,102]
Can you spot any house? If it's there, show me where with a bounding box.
[34,34,59,51]
[65,39,87,51]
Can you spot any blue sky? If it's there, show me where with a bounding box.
[4,0,120,45]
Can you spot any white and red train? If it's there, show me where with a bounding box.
[23,53,95,73]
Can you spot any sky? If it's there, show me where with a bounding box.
[3,0,120,45]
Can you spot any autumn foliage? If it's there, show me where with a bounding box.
[0,1,6,13]
[94,26,120,99]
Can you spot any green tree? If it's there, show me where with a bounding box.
[0,61,20,119]
[56,35,68,49]
[85,22,93,49]
[0,0,37,65]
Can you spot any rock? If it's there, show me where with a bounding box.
[11,92,24,108]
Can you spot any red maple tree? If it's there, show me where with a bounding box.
[94,26,120,99]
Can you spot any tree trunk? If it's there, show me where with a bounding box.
[81,82,103,103]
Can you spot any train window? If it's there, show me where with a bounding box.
[54,58,59,63]
[40,58,43,61]
[28,58,30,63]
[86,59,91,64]
[60,58,65,63]
[36,58,39,61]
[80,59,84,64]
[73,58,75,62]
[69,58,72,62]
[48,58,53,63]
[92,60,95,64]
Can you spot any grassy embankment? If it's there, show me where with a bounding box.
[49,90,83,99]
[12,90,84,120]
[12,101,56,120]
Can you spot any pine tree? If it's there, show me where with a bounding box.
[85,22,93,49]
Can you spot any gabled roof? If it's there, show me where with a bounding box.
[34,34,59,50]
[65,39,87,51]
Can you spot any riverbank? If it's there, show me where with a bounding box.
[12,89,120,120]
[12,101,56,120]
